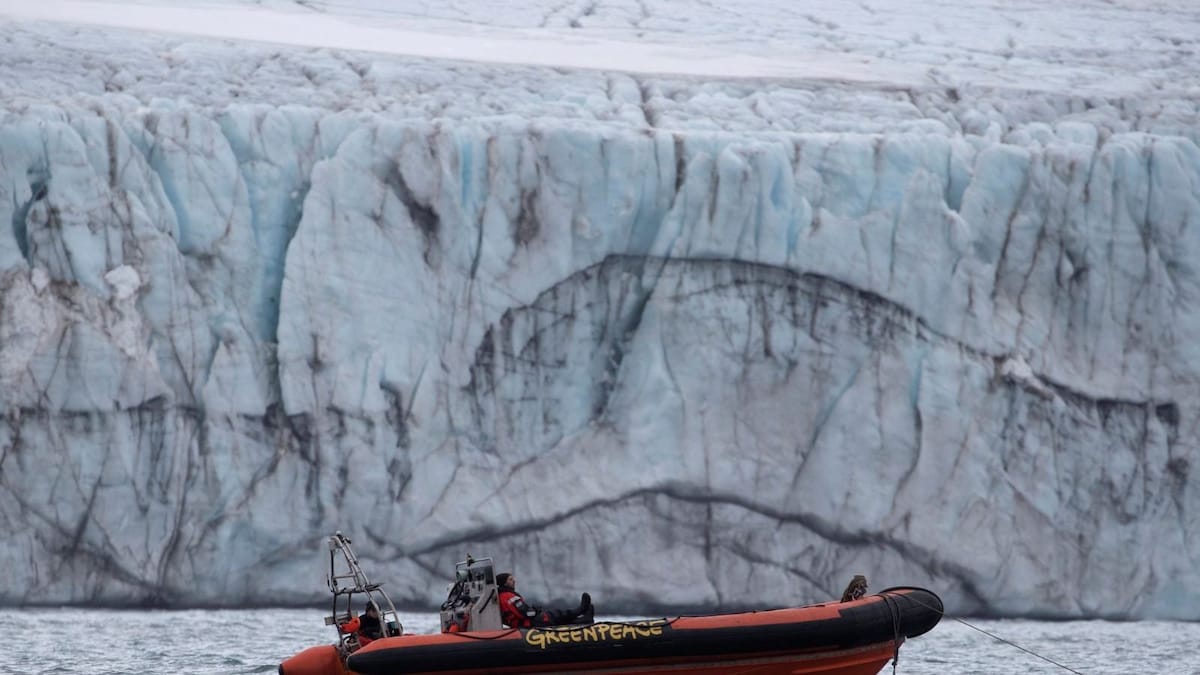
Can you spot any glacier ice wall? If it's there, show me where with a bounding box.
[2,73,1199,618]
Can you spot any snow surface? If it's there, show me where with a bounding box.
[0,0,1198,619]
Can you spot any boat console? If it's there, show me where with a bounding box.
[439,555,502,633]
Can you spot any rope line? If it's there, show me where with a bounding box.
[946,616,1085,675]
[902,593,1086,675]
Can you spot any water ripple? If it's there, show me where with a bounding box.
[4,609,1198,674]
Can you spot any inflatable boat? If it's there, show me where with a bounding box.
[279,533,943,675]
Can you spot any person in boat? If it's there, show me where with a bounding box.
[358,601,383,641]
[496,572,594,628]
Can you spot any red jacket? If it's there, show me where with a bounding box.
[498,589,538,628]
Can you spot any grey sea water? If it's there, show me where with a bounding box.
[2,608,1196,674]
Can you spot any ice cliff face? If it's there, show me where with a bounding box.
[2,24,1199,619]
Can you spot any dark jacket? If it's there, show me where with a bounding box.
[358,611,383,640]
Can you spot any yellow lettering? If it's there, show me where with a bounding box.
[525,630,547,650]
[525,621,670,651]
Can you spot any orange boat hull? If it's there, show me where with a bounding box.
[349,640,900,675]
[279,645,353,675]
[282,587,941,675]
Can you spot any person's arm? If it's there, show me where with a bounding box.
[501,591,540,627]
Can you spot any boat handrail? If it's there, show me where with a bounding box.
[324,531,404,643]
